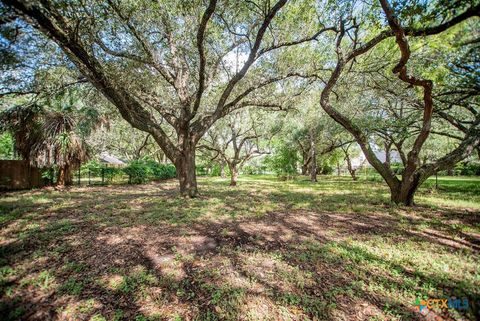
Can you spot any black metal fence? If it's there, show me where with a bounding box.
[73,165,129,186]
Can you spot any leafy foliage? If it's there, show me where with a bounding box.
[123,161,153,184]
[123,160,176,184]
[0,132,14,159]
[265,143,299,179]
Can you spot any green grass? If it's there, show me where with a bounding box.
[0,175,478,320]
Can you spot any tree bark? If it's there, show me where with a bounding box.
[301,150,310,175]
[309,133,317,182]
[301,164,307,175]
[229,164,238,186]
[345,154,358,181]
[390,178,420,206]
[57,165,72,186]
[176,147,198,197]
[384,141,392,167]
[220,161,226,178]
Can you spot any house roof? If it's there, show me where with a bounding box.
[99,152,125,165]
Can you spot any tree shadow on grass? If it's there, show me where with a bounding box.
[0,179,479,320]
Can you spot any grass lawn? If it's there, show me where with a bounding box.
[0,175,479,321]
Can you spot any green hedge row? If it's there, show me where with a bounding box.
[124,160,176,184]
[81,160,176,184]
[450,162,480,176]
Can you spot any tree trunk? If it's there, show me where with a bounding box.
[230,164,238,186]
[390,178,420,206]
[310,134,317,182]
[176,148,198,197]
[301,151,309,175]
[57,167,66,186]
[301,163,308,176]
[57,165,72,186]
[384,141,392,167]
[345,155,358,181]
[220,161,226,178]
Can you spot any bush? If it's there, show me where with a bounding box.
[0,132,14,159]
[242,165,266,175]
[103,167,123,182]
[319,164,334,175]
[209,164,221,176]
[123,160,153,184]
[145,160,176,180]
[196,165,208,176]
[265,145,299,178]
[454,162,480,176]
[80,160,123,183]
[81,160,102,176]
[41,167,55,185]
[124,160,176,184]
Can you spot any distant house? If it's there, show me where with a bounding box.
[99,152,126,167]
[350,148,402,169]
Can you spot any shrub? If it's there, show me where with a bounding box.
[146,160,176,180]
[80,160,124,183]
[124,160,176,184]
[209,164,221,176]
[319,164,334,175]
[123,160,152,184]
[41,167,55,184]
[103,167,123,182]
[81,160,102,176]
[454,162,480,176]
[265,145,299,178]
[242,165,266,175]
[196,165,208,176]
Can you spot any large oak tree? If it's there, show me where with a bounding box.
[315,0,480,205]
[2,0,325,196]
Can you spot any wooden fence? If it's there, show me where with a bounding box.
[0,160,44,190]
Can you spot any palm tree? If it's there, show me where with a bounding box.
[1,104,90,186]
[32,111,89,185]
[0,104,43,161]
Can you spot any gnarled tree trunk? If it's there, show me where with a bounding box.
[310,133,317,182]
[176,146,198,197]
[301,163,308,175]
[301,150,310,175]
[384,141,392,167]
[390,177,421,206]
[229,163,238,186]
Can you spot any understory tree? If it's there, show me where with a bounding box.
[199,110,269,186]
[291,106,352,182]
[340,143,360,181]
